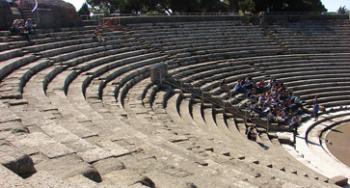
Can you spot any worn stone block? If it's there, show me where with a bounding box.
[36,155,102,182]
[0,143,36,178]
[330,176,348,186]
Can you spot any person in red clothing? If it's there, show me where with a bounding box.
[256,79,265,94]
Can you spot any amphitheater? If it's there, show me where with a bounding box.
[1,12,350,188]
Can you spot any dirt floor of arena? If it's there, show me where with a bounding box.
[326,123,350,167]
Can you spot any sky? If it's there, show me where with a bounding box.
[322,0,350,11]
[64,0,350,12]
[63,0,85,11]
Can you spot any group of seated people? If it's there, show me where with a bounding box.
[10,18,35,42]
[221,77,322,131]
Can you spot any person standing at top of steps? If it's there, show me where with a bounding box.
[25,18,34,34]
[23,18,35,43]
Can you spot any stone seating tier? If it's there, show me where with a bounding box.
[0,18,348,187]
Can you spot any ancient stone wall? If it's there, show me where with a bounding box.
[16,0,81,29]
[0,0,13,29]
[0,0,80,30]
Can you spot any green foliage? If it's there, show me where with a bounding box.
[239,0,255,13]
[86,0,327,15]
[254,0,326,12]
[78,3,90,15]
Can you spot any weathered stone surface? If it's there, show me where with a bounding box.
[93,157,126,175]
[0,121,28,134]
[63,122,99,138]
[16,0,80,29]
[78,147,114,163]
[98,140,131,157]
[26,171,76,188]
[330,176,348,186]
[65,175,97,188]
[64,138,98,153]
[40,122,80,143]
[103,169,148,186]
[35,155,102,182]
[0,165,30,188]
[0,108,21,123]
[0,142,36,178]
[14,132,74,158]
[0,0,15,29]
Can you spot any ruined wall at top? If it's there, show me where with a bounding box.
[0,0,81,30]
[0,0,14,29]
[16,0,81,29]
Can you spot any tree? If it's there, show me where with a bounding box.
[239,0,255,13]
[338,6,349,15]
[222,0,239,12]
[86,0,327,15]
[254,0,326,12]
[78,3,90,16]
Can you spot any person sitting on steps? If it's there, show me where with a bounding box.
[10,19,24,35]
[93,26,105,43]
[247,125,258,141]
[220,79,230,99]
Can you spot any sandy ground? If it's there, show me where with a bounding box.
[326,123,350,167]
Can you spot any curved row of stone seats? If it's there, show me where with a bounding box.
[81,51,163,95]
[162,52,348,140]
[35,43,296,187]
[252,54,350,108]
[19,78,250,188]
[0,27,128,99]
[79,34,336,186]
[0,27,100,75]
[0,26,124,64]
[294,110,350,182]
[168,52,350,110]
[119,77,334,187]
[160,52,350,137]
[0,18,349,187]
[0,26,158,185]
[60,54,151,117]
[94,28,272,114]
[0,27,98,62]
[0,26,96,42]
[0,33,264,187]
[46,45,140,93]
[0,101,112,187]
[117,58,334,184]
[267,20,350,54]
[171,89,339,182]
[43,37,153,115]
[59,43,145,92]
[127,21,285,61]
[131,82,276,185]
[167,59,264,109]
